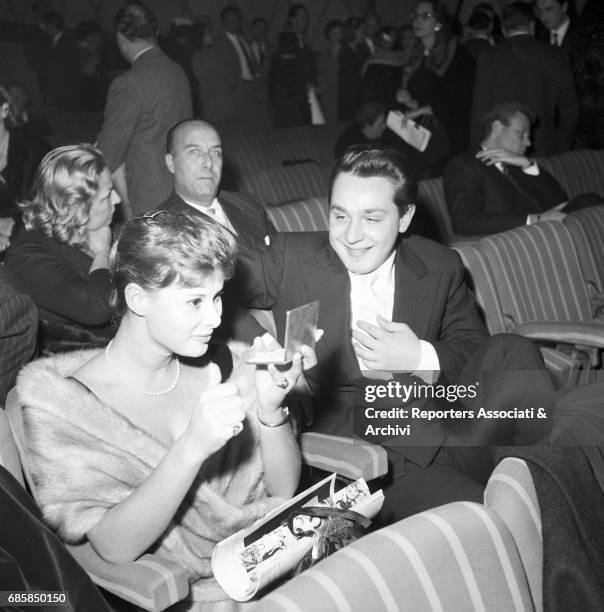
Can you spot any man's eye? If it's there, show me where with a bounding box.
[211,149,222,158]
[189,298,202,306]
[366,218,380,223]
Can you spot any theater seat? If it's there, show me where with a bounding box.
[251,457,541,611]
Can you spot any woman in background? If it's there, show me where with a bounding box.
[4,144,119,346]
[397,0,475,163]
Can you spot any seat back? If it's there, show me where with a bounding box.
[538,149,604,199]
[477,221,593,327]
[564,206,604,295]
[243,163,328,207]
[267,196,329,232]
[485,457,543,612]
[417,177,454,244]
[454,241,583,388]
[251,500,535,612]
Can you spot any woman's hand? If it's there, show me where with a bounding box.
[252,336,317,420]
[184,379,245,460]
[87,226,112,257]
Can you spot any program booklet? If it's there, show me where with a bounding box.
[387,109,432,152]
[211,474,384,601]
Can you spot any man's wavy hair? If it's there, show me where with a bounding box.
[20,144,107,250]
[109,210,237,317]
[329,144,417,215]
[114,3,158,42]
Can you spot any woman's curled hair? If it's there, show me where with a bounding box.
[109,210,238,316]
[19,144,107,250]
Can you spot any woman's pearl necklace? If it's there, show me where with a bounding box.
[104,340,181,397]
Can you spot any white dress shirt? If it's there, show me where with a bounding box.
[348,252,439,381]
[182,198,237,235]
[226,32,254,81]
[551,18,570,47]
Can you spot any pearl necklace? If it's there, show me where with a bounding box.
[104,340,181,396]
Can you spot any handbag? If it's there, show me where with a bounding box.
[287,506,372,577]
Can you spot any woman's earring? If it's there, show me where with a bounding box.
[434,24,441,32]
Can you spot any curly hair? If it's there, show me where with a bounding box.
[19,144,107,250]
[109,210,237,317]
[114,3,158,42]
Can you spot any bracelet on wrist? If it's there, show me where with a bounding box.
[258,406,289,428]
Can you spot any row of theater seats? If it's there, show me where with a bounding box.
[455,208,604,389]
[0,397,545,611]
[221,123,344,206]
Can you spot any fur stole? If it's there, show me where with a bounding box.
[16,343,283,597]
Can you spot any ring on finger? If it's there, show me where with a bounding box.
[275,378,289,389]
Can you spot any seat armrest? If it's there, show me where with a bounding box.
[68,543,189,612]
[300,432,388,481]
[515,321,604,365]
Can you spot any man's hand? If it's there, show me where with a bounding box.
[476,148,531,169]
[352,314,421,371]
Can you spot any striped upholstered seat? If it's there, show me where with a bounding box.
[246,163,328,207]
[474,221,604,362]
[485,457,543,612]
[252,483,537,611]
[454,243,581,387]
[267,197,329,232]
[564,206,604,298]
[538,149,604,199]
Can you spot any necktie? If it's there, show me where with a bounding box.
[551,31,558,46]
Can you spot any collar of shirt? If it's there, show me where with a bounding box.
[551,17,570,45]
[181,197,237,234]
[133,45,155,63]
[52,31,63,46]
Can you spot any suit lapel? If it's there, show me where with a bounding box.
[392,242,441,341]
[298,244,360,377]
[219,192,262,247]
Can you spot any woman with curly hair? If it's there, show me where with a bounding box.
[4,144,120,342]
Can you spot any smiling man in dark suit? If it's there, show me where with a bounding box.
[239,144,555,521]
[157,119,276,341]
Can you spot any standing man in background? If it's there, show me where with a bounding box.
[98,3,192,217]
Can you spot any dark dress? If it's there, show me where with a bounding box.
[407,39,475,157]
[4,228,114,351]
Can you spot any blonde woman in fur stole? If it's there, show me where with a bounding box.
[17,210,315,609]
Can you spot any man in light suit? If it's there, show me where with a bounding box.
[240,145,555,521]
[471,2,579,155]
[157,119,276,341]
[98,4,192,217]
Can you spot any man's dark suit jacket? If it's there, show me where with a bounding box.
[240,231,487,463]
[444,153,568,235]
[157,190,276,341]
[537,18,584,62]
[471,34,579,155]
[463,37,492,60]
[98,47,192,215]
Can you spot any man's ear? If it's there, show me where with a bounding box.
[399,204,416,234]
[124,283,149,317]
[165,152,175,174]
